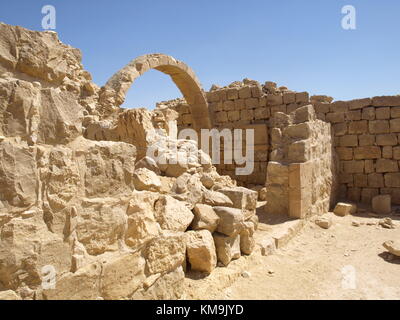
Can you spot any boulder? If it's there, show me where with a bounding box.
[125,191,161,247]
[240,221,256,255]
[154,196,194,232]
[145,231,186,275]
[132,168,161,192]
[185,230,217,273]
[213,206,244,236]
[191,204,220,233]
[218,187,258,219]
[333,202,357,216]
[213,233,241,266]
[100,251,146,300]
[203,190,233,207]
[315,216,332,229]
[383,240,400,257]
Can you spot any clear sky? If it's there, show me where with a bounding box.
[1,0,399,109]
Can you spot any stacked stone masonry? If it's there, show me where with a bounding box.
[166,82,400,205]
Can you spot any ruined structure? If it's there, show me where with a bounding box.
[0,24,399,300]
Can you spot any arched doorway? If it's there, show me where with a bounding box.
[98,53,212,131]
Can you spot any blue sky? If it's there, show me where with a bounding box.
[1,0,399,109]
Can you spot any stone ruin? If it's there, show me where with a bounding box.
[0,23,399,300]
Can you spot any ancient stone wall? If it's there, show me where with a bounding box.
[314,96,400,204]
[166,83,400,207]
[265,105,337,218]
[164,81,310,186]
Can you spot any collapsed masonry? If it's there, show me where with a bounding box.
[0,23,399,300]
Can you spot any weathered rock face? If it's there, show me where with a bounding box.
[0,24,259,300]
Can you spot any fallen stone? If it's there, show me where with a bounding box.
[185,230,217,273]
[154,195,194,232]
[333,202,357,216]
[383,240,400,257]
[213,206,244,236]
[259,237,276,256]
[213,232,241,266]
[315,216,332,229]
[379,218,395,229]
[132,167,161,192]
[240,221,256,255]
[203,190,233,207]
[191,204,220,233]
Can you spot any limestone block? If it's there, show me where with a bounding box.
[348,98,372,110]
[384,173,400,187]
[358,134,375,146]
[369,120,390,134]
[145,231,186,275]
[42,262,102,300]
[330,101,348,112]
[343,160,364,173]
[372,195,391,215]
[353,146,381,160]
[132,168,162,192]
[288,162,313,219]
[375,107,391,120]
[100,252,146,300]
[125,191,161,247]
[383,241,400,257]
[266,94,283,106]
[340,135,358,147]
[361,188,379,204]
[227,88,239,100]
[293,105,315,124]
[367,173,384,188]
[391,107,400,118]
[203,190,233,207]
[154,195,193,232]
[213,206,244,236]
[348,120,368,134]
[390,118,400,133]
[333,122,348,136]
[336,147,353,160]
[372,96,400,107]
[362,107,375,120]
[346,110,361,121]
[326,112,345,123]
[213,233,241,266]
[288,141,309,162]
[218,186,258,219]
[185,230,217,273]
[191,204,220,232]
[315,216,332,229]
[376,159,399,173]
[239,221,256,255]
[333,202,357,216]
[238,86,251,99]
[295,92,309,103]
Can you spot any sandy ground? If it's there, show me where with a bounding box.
[184,209,400,300]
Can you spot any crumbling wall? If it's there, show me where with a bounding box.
[164,81,310,186]
[265,105,337,218]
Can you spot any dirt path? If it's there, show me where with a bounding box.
[185,212,400,300]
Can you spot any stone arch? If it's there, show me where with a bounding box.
[99,53,212,130]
